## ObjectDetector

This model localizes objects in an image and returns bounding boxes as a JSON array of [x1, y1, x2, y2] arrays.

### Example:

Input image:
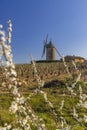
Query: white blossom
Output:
[[60, 100, 64, 111], [0, 30, 5, 36], [10, 69, 17, 76], [0, 24, 3, 28], [83, 115, 87, 122], [9, 101, 18, 113], [12, 86, 18, 95], [1, 36, 6, 42], [73, 107, 78, 118]]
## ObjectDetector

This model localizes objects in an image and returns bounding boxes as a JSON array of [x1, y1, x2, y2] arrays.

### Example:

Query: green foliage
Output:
[[38, 113, 56, 130], [71, 125, 84, 130]]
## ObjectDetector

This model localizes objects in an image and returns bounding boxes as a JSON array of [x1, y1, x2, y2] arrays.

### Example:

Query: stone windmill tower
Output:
[[42, 35, 56, 60], [46, 41, 56, 60]]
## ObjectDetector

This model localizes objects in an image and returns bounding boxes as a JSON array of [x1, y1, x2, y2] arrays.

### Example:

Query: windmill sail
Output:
[[41, 34, 48, 58], [45, 34, 48, 44], [55, 47, 62, 58], [42, 44, 46, 58]]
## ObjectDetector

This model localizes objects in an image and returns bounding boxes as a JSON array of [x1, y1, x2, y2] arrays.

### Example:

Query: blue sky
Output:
[[0, 0, 87, 63]]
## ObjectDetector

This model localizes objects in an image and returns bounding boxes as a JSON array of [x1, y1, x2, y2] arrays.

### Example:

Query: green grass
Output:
[[23, 83, 87, 129], [0, 94, 16, 126], [0, 82, 87, 129]]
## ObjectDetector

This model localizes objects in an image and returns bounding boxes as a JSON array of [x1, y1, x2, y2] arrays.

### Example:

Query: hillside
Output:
[[0, 62, 87, 129]]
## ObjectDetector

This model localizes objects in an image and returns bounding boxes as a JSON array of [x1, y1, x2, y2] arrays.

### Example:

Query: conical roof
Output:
[[46, 41, 54, 48]]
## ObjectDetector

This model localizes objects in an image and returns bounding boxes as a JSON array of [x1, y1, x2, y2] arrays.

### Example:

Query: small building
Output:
[[64, 55, 85, 63]]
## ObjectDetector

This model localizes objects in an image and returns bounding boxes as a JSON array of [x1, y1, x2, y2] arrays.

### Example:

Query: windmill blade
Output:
[[55, 47, 62, 58], [43, 34, 48, 45], [42, 44, 46, 58], [45, 34, 48, 44], [41, 34, 48, 58]]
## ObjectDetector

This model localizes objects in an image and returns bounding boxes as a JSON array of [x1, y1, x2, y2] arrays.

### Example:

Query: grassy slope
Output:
[[0, 81, 87, 129], [0, 62, 87, 129]]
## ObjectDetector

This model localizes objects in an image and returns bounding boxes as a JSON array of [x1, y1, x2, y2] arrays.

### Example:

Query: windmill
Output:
[[41, 34, 56, 60], [41, 35, 62, 60]]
